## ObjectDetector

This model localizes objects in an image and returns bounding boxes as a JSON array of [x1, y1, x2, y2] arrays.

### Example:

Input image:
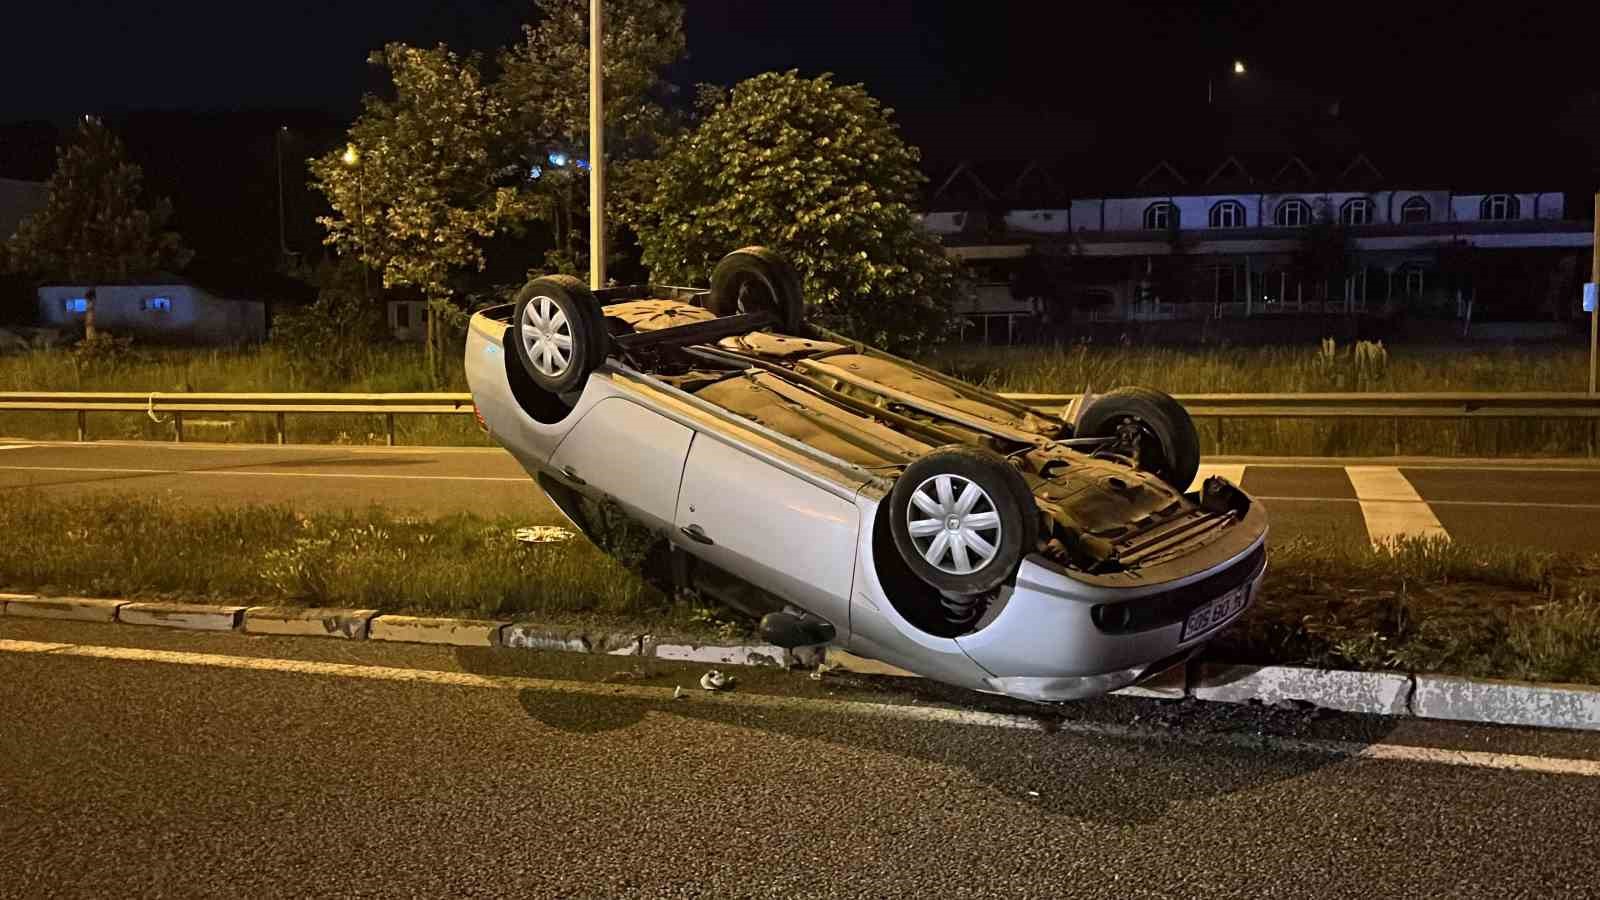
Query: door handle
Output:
[[680, 524, 714, 545], [559, 465, 586, 486]]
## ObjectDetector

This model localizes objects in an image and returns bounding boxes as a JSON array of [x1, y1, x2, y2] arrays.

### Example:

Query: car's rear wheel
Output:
[[512, 275, 609, 394], [890, 446, 1037, 596], [1076, 387, 1201, 491], [708, 246, 805, 334]]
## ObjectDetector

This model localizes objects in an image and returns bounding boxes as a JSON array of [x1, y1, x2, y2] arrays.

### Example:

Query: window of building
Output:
[[1481, 193, 1521, 221], [1143, 201, 1176, 230], [1209, 200, 1246, 228], [63, 297, 87, 314], [1340, 198, 1374, 226], [141, 296, 171, 312], [1403, 266, 1426, 297], [1400, 196, 1431, 225], [1275, 199, 1310, 227], [395, 302, 411, 329]]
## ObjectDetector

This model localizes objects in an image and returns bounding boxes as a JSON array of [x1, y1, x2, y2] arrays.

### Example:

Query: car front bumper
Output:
[[954, 510, 1269, 703]]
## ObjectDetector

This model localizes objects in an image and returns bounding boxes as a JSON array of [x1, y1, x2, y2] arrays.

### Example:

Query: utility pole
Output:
[[275, 126, 289, 265], [589, 0, 607, 290], [1590, 192, 1598, 395]]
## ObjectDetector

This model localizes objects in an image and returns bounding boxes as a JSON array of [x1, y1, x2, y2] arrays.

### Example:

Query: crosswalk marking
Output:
[[1345, 466, 1450, 546], [1189, 464, 1247, 492]]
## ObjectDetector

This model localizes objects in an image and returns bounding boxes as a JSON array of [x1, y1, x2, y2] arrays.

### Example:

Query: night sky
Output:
[[5, 1, 1597, 169]]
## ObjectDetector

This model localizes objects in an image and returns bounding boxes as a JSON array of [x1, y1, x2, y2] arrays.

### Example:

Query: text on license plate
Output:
[[1181, 585, 1251, 641]]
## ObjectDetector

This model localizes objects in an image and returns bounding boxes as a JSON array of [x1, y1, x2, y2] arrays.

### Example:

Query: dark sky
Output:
[[4, 1, 1598, 173]]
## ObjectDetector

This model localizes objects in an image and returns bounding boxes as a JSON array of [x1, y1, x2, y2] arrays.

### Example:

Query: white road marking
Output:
[[4, 637, 1598, 779], [1346, 466, 1450, 546], [0, 464, 527, 483], [0, 445, 30, 451], [1190, 464, 1247, 492], [1256, 496, 1600, 512]]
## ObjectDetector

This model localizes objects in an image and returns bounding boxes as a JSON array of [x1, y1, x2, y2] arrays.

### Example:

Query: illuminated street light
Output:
[[342, 145, 360, 166], [1233, 60, 1247, 75]]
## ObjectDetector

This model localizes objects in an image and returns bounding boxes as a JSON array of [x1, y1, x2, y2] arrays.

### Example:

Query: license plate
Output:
[[1181, 584, 1251, 641]]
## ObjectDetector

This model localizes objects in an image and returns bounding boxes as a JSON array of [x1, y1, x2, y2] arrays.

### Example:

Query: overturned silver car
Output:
[[466, 247, 1267, 702]]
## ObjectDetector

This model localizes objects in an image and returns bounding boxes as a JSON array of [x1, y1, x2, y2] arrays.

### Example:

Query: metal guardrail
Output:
[[0, 392, 476, 445], [2, 390, 1598, 450]]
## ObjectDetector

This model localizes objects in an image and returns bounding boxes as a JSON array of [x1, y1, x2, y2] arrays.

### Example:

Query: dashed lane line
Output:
[[3, 638, 1598, 779], [1189, 464, 1247, 492], [1345, 466, 1451, 546]]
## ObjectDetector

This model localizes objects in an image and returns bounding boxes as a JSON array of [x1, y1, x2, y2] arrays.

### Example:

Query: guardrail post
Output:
[[1215, 418, 1226, 455], [76, 410, 86, 442], [275, 412, 286, 445], [1393, 416, 1401, 457], [385, 413, 396, 447], [173, 411, 183, 443]]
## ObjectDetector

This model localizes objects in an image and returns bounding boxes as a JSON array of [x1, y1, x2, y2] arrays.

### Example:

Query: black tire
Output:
[[511, 275, 609, 394], [708, 246, 805, 333], [890, 445, 1037, 596], [1077, 387, 1201, 491]]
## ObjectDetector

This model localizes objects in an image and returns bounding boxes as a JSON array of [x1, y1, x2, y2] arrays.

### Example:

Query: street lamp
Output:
[[1209, 59, 1246, 104], [342, 144, 369, 300]]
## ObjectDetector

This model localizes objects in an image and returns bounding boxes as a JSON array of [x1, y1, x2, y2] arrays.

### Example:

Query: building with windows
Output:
[[924, 155, 1592, 340], [37, 281, 267, 343]]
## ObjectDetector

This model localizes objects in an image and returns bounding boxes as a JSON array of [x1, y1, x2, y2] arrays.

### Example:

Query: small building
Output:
[[37, 281, 267, 344], [388, 299, 428, 342]]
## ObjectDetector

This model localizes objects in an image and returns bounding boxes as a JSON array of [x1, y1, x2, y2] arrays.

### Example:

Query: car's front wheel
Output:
[[889, 446, 1038, 596], [511, 275, 609, 394]]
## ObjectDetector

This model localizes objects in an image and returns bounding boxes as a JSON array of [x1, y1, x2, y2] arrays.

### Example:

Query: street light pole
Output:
[[275, 126, 289, 264], [589, 0, 606, 290], [1590, 192, 1598, 395]]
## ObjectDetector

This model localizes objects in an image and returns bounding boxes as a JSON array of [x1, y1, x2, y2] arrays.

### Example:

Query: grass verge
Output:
[[3, 495, 1597, 685]]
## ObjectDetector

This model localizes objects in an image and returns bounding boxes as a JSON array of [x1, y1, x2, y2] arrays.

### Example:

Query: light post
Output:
[[1209, 59, 1246, 104], [275, 126, 289, 265], [342, 144, 370, 301], [589, 0, 606, 290]]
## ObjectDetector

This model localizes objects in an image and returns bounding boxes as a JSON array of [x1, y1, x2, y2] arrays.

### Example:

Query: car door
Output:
[[674, 434, 860, 625], [547, 397, 693, 532]]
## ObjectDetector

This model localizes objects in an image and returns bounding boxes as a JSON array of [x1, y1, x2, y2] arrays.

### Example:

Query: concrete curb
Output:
[[1413, 674, 1600, 733], [368, 615, 507, 647], [244, 607, 378, 640], [654, 642, 788, 668], [7, 594, 1600, 731], [1192, 663, 1413, 716], [6, 596, 130, 623], [118, 602, 245, 632]]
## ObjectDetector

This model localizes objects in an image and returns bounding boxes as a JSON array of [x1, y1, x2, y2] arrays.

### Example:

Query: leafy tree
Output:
[[498, 0, 687, 275], [1292, 202, 1351, 309], [631, 71, 959, 350], [309, 43, 537, 382], [5, 117, 191, 338]]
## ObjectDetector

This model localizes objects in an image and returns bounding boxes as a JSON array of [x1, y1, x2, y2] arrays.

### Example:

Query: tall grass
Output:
[[938, 341, 1597, 457], [0, 344, 486, 445]]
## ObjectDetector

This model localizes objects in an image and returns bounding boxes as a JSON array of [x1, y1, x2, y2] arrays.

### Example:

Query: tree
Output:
[[631, 71, 960, 351], [498, 0, 687, 275], [309, 43, 537, 382], [1292, 203, 1351, 310], [5, 117, 191, 339]]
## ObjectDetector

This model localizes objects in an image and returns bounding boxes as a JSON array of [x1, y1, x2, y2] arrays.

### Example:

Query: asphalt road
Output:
[[2, 440, 1598, 551], [3, 617, 1599, 898]]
